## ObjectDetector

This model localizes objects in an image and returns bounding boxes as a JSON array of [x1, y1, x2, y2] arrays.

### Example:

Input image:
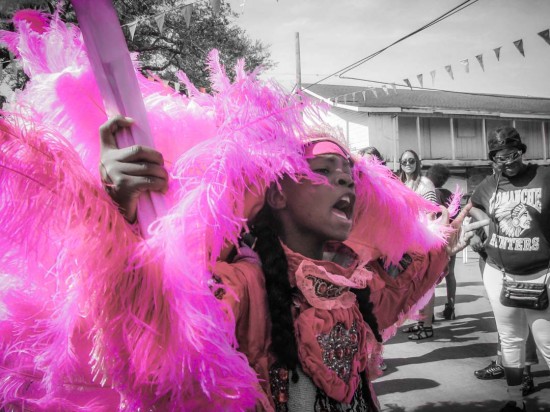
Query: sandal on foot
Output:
[[408, 325, 433, 340], [402, 322, 423, 333]]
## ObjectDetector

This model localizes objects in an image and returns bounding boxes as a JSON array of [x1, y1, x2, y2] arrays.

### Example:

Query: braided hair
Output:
[[251, 205, 300, 378]]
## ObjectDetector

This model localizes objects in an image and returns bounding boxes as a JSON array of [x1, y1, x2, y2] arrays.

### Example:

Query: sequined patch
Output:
[[209, 274, 226, 300], [316, 322, 359, 382], [269, 365, 290, 412], [306, 275, 348, 299]]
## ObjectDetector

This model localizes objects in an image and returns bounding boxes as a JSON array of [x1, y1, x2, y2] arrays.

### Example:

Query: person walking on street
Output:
[[470, 126, 550, 412], [426, 164, 458, 320], [398, 150, 437, 341]]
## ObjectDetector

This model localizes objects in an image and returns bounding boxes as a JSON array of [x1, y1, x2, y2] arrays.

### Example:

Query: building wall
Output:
[[425, 117, 452, 159], [319, 103, 549, 165], [454, 118, 485, 159]]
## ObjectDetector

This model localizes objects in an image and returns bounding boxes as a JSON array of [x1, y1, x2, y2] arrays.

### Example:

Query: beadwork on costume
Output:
[[210, 274, 226, 300], [316, 322, 359, 382], [269, 365, 290, 412], [306, 275, 348, 299]]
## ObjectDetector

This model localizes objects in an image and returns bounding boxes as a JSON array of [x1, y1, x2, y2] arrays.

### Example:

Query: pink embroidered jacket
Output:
[[214, 242, 448, 411]]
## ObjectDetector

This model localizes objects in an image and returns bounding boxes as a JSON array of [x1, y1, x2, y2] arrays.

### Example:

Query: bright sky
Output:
[[228, 0, 550, 98]]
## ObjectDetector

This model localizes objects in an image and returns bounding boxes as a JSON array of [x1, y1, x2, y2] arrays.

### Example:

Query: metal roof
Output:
[[303, 84, 550, 118]]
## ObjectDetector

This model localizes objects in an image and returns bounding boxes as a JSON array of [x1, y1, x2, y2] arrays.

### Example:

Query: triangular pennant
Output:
[[362, 91, 367, 101], [184, 5, 193, 28], [475, 54, 485, 71], [154, 12, 166, 35], [403, 78, 412, 90], [210, 0, 221, 16], [370, 87, 378, 98], [460, 59, 469, 73], [493, 47, 501, 61], [128, 20, 138, 41], [382, 85, 389, 95], [513, 39, 525, 57], [417, 73, 423, 88], [430, 70, 436, 86], [352, 92, 357, 101], [174, 82, 181, 92], [538, 29, 550, 46], [445, 65, 454, 80], [392, 83, 397, 94]]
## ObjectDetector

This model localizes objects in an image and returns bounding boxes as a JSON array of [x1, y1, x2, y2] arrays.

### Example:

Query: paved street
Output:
[[374, 251, 550, 412]]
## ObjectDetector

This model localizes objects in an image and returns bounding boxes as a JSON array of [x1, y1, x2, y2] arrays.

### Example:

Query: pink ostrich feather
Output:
[[349, 156, 449, 266], [0, 116, 137, 410], [446, 184, 463, 219]]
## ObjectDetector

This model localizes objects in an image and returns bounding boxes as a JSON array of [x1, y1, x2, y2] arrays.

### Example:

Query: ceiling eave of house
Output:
[[303, 89, 550, 120]]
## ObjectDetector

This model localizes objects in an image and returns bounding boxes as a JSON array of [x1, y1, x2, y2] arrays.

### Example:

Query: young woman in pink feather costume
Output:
[[0, 9, 486, 412]]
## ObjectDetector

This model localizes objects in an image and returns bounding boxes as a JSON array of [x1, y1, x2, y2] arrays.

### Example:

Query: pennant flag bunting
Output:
[[154, 12, 166, 35], [430, 70, 436, 86], [403, 78, 412, 90], [382, 85, 389, 95], [352, 92, 357, 101], [370, 87, 378, 98], [539, 29, 550, 46], [211, 0, 221, 16], [445, 65, 454, 80], [184, 5, 192, 28], [174, 82, 181, 92], [392, 83, 397, 94], [460, 59, 469, 73], [513, 39, 525, 57], [417, 74, 423, 88], [362, 91, 367, 101], [493, 46, 501, 61], [475, 54, 485, 71], [128, 20, 138, 40]]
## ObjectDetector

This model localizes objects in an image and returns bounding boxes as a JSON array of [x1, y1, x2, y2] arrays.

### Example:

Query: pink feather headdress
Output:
[[0, 9, 450, 411]]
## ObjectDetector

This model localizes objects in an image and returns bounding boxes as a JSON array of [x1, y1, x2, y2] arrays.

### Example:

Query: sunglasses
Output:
[[400, 158, 416, 166], [493, 150, 521, 164]]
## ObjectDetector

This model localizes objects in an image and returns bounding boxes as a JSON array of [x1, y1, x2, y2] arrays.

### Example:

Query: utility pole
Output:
[[295, 32, 301, 91]]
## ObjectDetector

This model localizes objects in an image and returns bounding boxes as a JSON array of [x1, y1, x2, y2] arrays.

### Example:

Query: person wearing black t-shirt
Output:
[[470, 126, 550, 412]]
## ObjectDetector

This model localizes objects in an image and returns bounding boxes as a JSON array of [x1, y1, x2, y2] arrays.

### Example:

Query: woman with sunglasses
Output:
[[470, 126, 550, 412], [398, 149, 438, 340]]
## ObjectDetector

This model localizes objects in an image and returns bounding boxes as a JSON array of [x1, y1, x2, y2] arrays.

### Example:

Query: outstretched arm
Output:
[[99, 116, 169, 222], [443, 203, 490, 256]]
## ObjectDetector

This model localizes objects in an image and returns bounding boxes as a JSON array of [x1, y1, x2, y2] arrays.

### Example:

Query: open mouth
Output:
[[332, 194, 355, 220]]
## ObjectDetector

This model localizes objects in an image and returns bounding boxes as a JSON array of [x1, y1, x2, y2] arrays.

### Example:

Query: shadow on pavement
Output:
[[381, 399, 550, 412], [374, 378, 439, 396], [378, 342, 495, 376]]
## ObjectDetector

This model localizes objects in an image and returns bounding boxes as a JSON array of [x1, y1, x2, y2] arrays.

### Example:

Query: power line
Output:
[[303, 0, 479, 91]]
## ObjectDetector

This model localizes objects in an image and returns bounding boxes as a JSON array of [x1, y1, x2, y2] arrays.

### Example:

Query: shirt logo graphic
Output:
[[495, 202, 531, 237]]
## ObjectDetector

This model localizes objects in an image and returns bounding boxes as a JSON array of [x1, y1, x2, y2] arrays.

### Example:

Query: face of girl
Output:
[[400, 152, 417, 175], [276, 154, 356, 247]]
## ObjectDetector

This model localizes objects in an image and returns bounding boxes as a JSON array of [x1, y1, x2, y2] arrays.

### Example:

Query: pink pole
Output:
[[71, 0, 166, 235]]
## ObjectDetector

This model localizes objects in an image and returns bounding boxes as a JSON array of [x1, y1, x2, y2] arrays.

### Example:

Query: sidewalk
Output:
[[373, 251, 550, 412]]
